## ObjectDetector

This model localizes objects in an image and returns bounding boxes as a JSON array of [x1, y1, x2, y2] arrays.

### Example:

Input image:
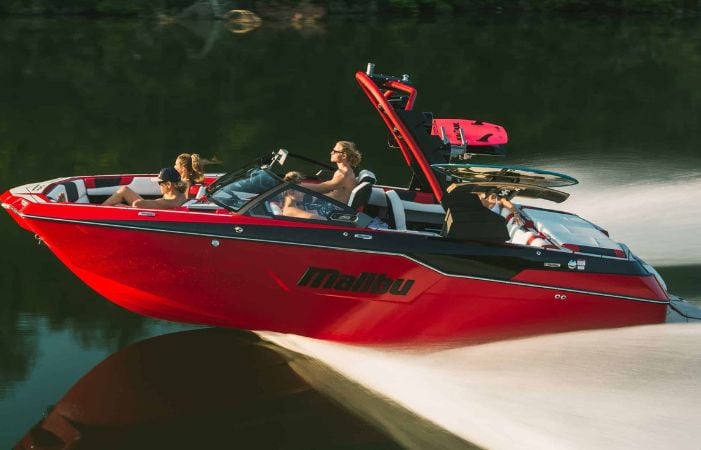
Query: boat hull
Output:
[[13, 207, 667, 345]]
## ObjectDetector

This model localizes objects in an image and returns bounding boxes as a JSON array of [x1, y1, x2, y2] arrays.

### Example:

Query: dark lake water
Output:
[[1, 14, 700, 448]]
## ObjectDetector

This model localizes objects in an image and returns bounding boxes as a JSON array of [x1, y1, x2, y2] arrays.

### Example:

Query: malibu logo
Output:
[[297, 267, 415, 296]]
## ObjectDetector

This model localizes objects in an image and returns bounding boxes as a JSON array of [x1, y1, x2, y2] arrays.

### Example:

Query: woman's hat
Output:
[[152, 167, 181, 183]]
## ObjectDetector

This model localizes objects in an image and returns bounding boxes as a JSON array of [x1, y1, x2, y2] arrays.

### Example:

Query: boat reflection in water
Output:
[[16, 322, 701, 449], [15, 328, 468, 450]]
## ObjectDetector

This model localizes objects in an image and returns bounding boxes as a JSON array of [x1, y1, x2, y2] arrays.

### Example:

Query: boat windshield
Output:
[[209, 167, 281, 211]]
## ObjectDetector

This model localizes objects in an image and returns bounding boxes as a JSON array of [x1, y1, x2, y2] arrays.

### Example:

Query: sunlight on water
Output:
[[519, 165, 701, 267], [259, 324, 701, 450]]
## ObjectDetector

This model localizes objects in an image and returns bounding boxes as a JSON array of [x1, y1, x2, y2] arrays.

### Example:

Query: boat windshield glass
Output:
[[209, 168, 281, 211]]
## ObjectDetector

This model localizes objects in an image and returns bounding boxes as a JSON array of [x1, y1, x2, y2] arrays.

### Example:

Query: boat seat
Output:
[[348, 170, 377, 211], [367, 186, 387, 207], [188, 183, 207, 200], [440, 184, 510, 242], [269, 202, 283, 216], [356, 169, 377, 185], [46, 180, 89, 203], [385, 190, 406, 231], [86, 177, 162, 197]]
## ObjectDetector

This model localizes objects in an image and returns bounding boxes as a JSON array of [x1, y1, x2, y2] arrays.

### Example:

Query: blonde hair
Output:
[[284, 171, 303, 183], [336, 141, 362, 167], [282, 171, 304, 205], [176, 153, 205, 183]]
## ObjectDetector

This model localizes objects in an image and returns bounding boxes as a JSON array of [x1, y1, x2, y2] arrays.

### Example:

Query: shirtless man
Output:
[[102, 167, 187, 209], [302, 141, 362, 204]]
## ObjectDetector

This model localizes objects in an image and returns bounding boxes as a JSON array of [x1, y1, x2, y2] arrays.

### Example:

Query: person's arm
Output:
[[499, 198, 524, 226], [301, 171, 345, 194]]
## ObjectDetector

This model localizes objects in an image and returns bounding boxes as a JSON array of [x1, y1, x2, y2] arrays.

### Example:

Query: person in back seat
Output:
[[478, 191, 524, 226], [102, 167, 187, 209], [174, 153, 205, 191]]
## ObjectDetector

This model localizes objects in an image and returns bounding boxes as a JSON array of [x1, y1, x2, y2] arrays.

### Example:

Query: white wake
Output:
[[519, 163, 701, 267], [260, 323, 701, 450]]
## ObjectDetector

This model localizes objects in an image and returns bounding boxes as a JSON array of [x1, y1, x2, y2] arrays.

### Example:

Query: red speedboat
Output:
[[1, 64, 682, 344]]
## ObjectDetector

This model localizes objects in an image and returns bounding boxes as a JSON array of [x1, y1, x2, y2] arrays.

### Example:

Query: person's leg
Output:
[[102, 186, 142, 206]]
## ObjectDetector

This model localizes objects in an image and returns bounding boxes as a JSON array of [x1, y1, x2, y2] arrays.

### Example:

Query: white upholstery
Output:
[[75, 181, 88, 202], [368, 187, 386, 207], [348, 181, 373, 209], [348, 170, 377, 210], [500, 206, 519, 238], [269, 202, 283, 215], [46, 180, 89, 203], [46, 184, 67, 202], [400, 200, 444, 215], [194, 184, 207, 199], [87, 177, 162, 197], [385, 190, 406, 231], [510, 228, 548, 247], [356, 169, 377, 184], [367, 188, 443, 214], [499, 205, 550, 248]]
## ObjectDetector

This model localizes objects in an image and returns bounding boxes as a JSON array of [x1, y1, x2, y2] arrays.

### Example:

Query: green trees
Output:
[[0, 0, 699, 16]]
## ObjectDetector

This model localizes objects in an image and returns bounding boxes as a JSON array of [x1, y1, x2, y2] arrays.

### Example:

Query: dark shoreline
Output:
[[1, 0, 700, 19]]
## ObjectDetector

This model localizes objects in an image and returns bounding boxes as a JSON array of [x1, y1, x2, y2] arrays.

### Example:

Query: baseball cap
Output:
[[152, 167, 181, 183]]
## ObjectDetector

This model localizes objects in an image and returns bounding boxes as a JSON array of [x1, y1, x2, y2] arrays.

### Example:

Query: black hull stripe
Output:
[[18, 212, 668, 305]]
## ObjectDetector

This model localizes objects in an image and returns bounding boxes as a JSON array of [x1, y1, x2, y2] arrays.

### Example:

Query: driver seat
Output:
[[385, 190, 406, 231], [348, 170, 376, 211]]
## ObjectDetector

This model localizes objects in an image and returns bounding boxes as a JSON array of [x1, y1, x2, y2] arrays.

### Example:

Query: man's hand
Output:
[[512, 210, 524, 226]]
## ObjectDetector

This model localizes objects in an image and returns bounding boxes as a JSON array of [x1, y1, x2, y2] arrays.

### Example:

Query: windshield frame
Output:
[[206, 155, 270, 196], [205, 150, 360, 215], [207, 166, 283, 212], [239, 181, 358, 222]]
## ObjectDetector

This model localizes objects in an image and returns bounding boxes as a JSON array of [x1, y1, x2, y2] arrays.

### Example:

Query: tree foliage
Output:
[[0, 0, 699, 16]]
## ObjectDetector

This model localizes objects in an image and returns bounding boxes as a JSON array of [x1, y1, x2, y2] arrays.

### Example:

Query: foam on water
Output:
[[519, 166, 701, 267], [259, 324, 701, 450]]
